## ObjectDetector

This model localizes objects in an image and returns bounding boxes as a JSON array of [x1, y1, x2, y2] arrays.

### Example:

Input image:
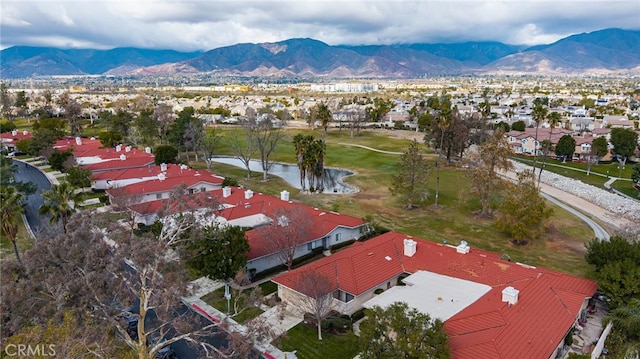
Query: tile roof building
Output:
[[273, 231, 597, 359]]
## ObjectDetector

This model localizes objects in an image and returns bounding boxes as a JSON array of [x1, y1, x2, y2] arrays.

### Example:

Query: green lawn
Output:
[[278, 323, 360, 359], [201, 128, 601, 277], [259, 281, 278, 296], [200, 287, 264, 324]]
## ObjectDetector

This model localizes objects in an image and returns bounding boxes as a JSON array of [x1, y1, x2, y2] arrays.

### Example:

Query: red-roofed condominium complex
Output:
[[273, 231, 597, 359]]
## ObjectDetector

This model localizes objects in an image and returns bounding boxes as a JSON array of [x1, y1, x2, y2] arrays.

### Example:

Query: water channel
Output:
[[211, 157, 357, 194]]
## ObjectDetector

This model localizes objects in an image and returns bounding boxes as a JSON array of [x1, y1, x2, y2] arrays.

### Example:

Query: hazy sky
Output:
[[1, 0, 639, 51]]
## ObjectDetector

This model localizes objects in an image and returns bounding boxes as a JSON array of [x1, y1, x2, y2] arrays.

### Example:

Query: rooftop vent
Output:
[[22, 130, 28, 136], [280, 190, 289, 201], [158, 173, 166, 181], [245, 190, 254, 199], [75, 136, 82, 145], [502, 286, 519, 305], [222, 186, 232, 198], [125, 146, 131, 152], [180, 164, 188, 170], [160, 163, 168, 172], [403, 238, 417, 257], [456, 240, 470, 254], [145, 147, 152, 154], [11, 130, 17, 136], [119, 154, 126, 161], [385, 256, 392, 261], [115, 144, 122, 152]]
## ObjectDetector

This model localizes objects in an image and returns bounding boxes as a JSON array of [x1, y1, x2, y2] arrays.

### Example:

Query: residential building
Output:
[[127, 186, 368, 276], [273, 231, 597, 359], [0, 130, 31, 152]]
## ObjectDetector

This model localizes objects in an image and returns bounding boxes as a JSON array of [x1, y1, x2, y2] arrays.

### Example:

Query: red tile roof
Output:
[[84, 156, 155, 172], [92, 163, 187, 181], [106, 169, 224, 198], [0, 131, 32, 143], [273, 231, 597, 359]]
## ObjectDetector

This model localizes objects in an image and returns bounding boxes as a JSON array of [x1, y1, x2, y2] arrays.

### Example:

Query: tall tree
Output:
[[153, 104, 174, 144], [555, 134, 576, 162], [293, 134, 326, 192], [153, 144, 178, 165], [228, 121, 258, 180], [255, 206, 314, 271], [530, 101, 548, 174], [0, 186, 26, 264], [1, 212, 227, 359], [185, 224, 250, 315], [315, 102, 333, 134], [496, 171, 552, 245], [293, 270, 336, 340], [60, 92, 83, 137], [390, 140, 430, 209], [38, 181, 83, 234], [610, 128, 639, 166], [465, 129, 513, 217], [358, 302, 450, 359], [254, 116, 285, 182], [538, 111, 562, 186], [185, 224, 250, 282], [201, 127, 221, 170]]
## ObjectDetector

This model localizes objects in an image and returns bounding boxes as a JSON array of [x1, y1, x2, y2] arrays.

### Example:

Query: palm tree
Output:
[[0, 186, 26, 264], [606, 298, 640, 356], [537, 111, 562, 187], [39, 181, 83, 234], [530, 102, 548, 175]]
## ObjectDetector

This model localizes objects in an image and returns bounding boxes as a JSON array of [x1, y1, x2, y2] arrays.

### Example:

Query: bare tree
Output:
[[293, 270, 336, 340], [107, 186, 146, 232], [153, 104, 174, 144], [60, 92, 83, 137], [228, 119, 258, 180], [201, 127, 221, 170], [254, 206, 314, 271], [254, 115, 285, 182], [1, 212, 228, 359]]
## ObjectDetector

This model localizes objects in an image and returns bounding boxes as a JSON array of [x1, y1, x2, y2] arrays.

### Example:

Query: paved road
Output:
[[12, 159, 53, 236], [541, 193, 610, 241]]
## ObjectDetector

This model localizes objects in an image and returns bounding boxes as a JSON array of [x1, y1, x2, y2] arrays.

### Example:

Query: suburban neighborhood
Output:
[[1, 74, 639, 359]]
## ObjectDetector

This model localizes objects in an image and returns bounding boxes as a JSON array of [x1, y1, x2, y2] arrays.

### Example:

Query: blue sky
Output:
[[1, 0, 639, 51]]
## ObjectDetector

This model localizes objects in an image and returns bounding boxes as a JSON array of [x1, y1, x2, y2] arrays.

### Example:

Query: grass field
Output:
[[278, 323, 360, 359], [205, 128, 597, 277]]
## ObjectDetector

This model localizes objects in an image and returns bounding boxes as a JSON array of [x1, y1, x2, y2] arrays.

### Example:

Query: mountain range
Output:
[[1, 28, 639, 79]]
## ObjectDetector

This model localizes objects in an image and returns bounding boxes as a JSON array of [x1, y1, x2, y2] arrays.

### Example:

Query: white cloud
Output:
[[0, 0, 638, 50]]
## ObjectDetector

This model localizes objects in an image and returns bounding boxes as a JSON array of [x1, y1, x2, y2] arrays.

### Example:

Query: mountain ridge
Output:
[[2, 28, 639, 78]]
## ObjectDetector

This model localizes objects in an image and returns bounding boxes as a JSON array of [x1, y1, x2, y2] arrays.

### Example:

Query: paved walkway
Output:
[[183, 277, 301, 359]]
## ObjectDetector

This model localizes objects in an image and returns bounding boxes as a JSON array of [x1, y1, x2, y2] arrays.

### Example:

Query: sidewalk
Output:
[[183, 277, 301, 359], [16, 157, 61, 185]]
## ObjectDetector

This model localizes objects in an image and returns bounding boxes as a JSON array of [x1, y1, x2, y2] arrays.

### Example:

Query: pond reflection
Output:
[[211, 157, 357, 194]]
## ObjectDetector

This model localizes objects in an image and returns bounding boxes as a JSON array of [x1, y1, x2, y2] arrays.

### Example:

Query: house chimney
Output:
[[403, 239, 417, 257], [22, 130, 28, 136], [222, 186, 232, 198], [119, 154, 126, 161], [11, 130, 17, 136], [502, 286, 519, 305], [125, 146, 131, 152], [456, 240, 470, 254], [158, 173, 166, 181], [160, 163, 168, 172], [145, 147, 152, 154], [280, 190, 289, 201], [75, 136, 82, 145], [244, 190, 254, 199], [115, 144, 122, 152]]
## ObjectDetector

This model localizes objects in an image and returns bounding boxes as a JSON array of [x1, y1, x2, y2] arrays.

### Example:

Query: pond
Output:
[[211, 157, 357, 194]]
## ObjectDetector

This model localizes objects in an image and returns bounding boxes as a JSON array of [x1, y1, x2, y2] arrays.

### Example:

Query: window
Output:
[[201, 187, 206, 192], [156, 193, 162, 199], [335, 233, 342, 242]]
